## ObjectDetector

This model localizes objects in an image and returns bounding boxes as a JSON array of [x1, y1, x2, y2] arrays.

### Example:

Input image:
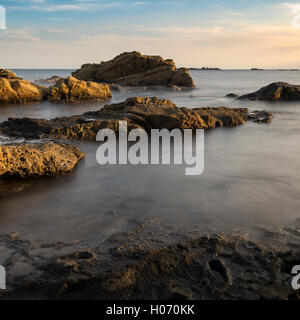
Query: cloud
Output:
[[8, 0, 147, 12]]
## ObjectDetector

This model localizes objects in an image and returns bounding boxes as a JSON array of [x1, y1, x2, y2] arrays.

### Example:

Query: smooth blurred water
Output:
[[0, 69, 300, 243]]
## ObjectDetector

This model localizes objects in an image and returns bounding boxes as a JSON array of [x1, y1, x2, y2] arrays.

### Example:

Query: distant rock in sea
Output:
[[238, 82, 300, 101], [34, 75, 61, 86], [189, 67, 221, 71], [226, 93, 239, 98], [251, 68, 264, 71], [72, 51, 195, 88]]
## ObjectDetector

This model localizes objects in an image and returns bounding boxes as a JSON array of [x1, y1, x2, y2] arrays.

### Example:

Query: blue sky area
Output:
[[0, 0, 299, 68]]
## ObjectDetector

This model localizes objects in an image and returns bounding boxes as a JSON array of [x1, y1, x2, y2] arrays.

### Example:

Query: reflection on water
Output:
[[0, 69, 300, 244]]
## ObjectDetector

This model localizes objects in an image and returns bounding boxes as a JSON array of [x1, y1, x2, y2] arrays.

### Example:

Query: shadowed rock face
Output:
[[0, 97, 273, 140], [0, 142, 85, 178], [72, 51, 195, 87], [48, 76, 112, 103], [239, 82, 300, 101]]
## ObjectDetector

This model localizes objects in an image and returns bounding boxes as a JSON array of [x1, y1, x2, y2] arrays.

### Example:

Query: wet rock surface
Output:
[[0, 97, 273, 140], [0, 219, 299, 300], [0, 142, 85, 178], [238, 82, 300, 101], [72, 51, 195, 88]]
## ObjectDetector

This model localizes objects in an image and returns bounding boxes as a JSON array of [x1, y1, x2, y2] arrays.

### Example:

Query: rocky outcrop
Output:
[[48, 76, 112, 103], [0, 69, 21, 80], [239, 82, 300, 101], [0, 219, 299, 300], [0, 78, 48, 104], [0, 142, 85, 178], [0, 97, 273, 141], [0, 74, 112, 104], [72, 51, 195, 87]]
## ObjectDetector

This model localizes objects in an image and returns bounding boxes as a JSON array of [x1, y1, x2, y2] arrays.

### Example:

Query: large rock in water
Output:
[[0, 97, 273, 141], [0, 78, 48, 104], [72, 51, 195, 87], [0, 142, 85, 178], [48, 76, 112, 102], [239, 82, 300, 101]]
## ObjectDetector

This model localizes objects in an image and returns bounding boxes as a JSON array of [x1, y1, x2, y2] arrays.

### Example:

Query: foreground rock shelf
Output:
[[72, 51, 195, 87], [0, 97, 273, 140], [0, 142, 85, 178], [0, 219, 299, 300]]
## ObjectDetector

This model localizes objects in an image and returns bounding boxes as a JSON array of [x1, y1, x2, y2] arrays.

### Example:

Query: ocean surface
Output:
[[1, 69, 300, 244]]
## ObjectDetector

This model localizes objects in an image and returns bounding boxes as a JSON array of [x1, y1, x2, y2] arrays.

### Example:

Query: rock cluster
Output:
[[238, 82, 300, 101], [0, 97, 273, 140], [0, 142, 85, 178], [0, 71, 112, 104], [72, 51, 195, 87]]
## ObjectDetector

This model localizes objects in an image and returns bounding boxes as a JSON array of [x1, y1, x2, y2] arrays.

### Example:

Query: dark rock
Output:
[[239, 82, 300, 101], [72, 51, 195, 87], [0, 97, 273, 141], [226, 93, 239, 98]]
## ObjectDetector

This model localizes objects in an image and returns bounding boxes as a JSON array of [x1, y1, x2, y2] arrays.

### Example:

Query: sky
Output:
[[0, 0, 300, 68]]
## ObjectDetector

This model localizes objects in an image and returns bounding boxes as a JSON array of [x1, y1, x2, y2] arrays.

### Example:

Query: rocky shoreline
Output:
[[0, 218, 299, 300]]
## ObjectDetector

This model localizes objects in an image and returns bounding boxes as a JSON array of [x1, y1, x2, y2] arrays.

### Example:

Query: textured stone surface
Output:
[[48, 76, 112, 102], [72, 51, 195, 87], [0, 142, 85, 178], [0, 78, 48, 104], [0, 219, 299, 300], [0, 97, 273, 140]]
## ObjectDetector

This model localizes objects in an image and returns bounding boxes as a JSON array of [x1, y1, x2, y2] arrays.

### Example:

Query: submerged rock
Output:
[[239, 82, 300, 101], [0, 142, 85, 178], [72, 51, 195, 87], [48, 76, 112, 103], [226, 93, 239, 98], [0, 97, 273, 140], [0, 78, 48, 104]]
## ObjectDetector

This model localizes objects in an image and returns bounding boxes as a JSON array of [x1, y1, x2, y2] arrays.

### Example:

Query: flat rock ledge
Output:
[[238, 82, 300, 101], [72, 51, 195, 88], [0, 219, 299, 300], [0, 74, 112, 104], [0, 97, 273, 141], [0, 142, 85, 178]]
